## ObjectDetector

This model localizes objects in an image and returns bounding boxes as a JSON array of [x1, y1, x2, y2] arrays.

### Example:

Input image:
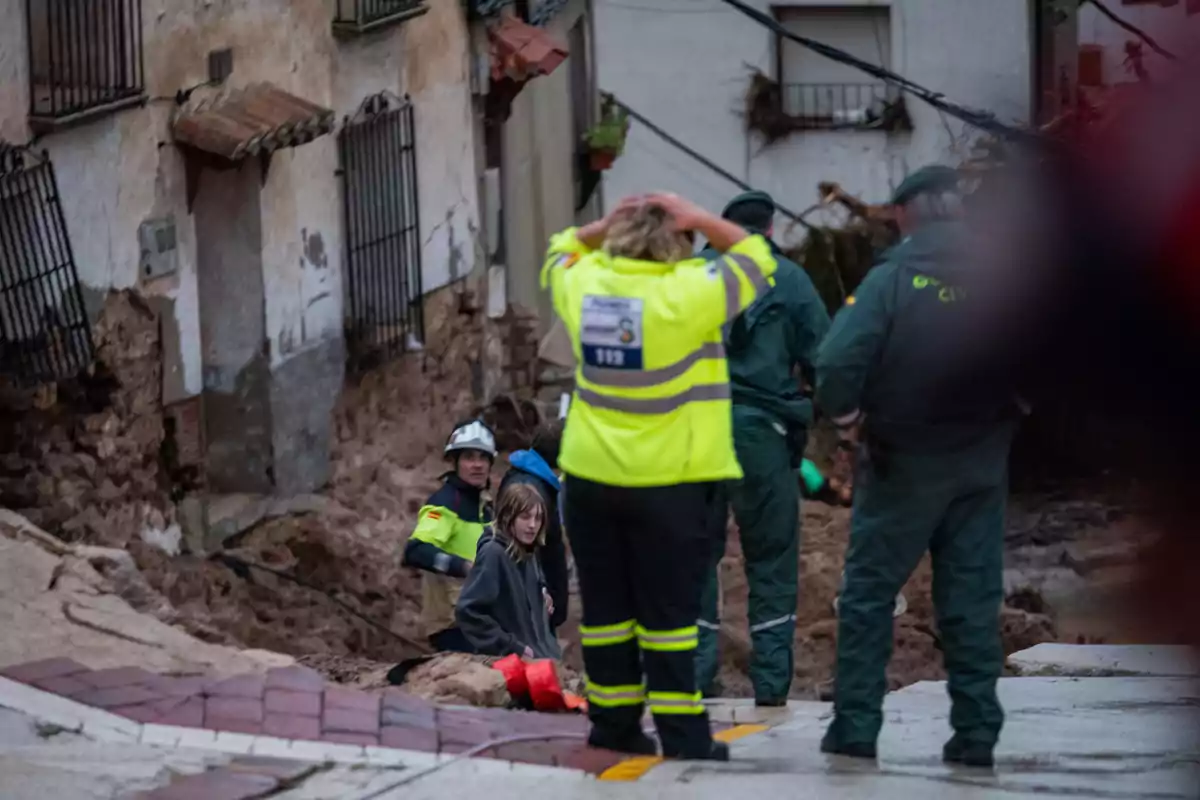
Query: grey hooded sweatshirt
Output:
[[455, 530, 561, 659]]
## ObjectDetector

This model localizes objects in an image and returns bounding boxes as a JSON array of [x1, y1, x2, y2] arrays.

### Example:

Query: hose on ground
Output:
[[357, 732, 590, 797], [213, 553, 431, 654]]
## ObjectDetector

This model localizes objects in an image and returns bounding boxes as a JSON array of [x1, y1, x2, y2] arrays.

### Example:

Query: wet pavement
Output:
[[0, 645, 1197, 798]]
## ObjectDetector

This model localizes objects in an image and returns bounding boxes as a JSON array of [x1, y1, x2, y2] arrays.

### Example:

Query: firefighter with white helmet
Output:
[[402, 418, 497, 652]]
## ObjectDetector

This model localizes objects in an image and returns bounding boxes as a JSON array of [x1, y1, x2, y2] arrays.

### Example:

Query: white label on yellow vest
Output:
[[581, 295, 644, 370]]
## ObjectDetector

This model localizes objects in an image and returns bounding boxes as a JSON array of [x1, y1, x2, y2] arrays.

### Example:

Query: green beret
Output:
[[891, 165, 960, 205], [721, 190, 776, 219]]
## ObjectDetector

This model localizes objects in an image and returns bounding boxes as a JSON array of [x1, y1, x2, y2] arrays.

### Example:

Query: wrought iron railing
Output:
[[338, 94, 423, 372], [779, 83, 902, 130], [26, 0, 145, 129], [333, 0, 428, 35], [0, 146, 94, 384]]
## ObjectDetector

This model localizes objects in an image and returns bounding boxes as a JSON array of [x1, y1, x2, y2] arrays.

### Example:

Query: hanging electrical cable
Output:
[[714, 0, 1045, 144], [610, 96, 813, 227]]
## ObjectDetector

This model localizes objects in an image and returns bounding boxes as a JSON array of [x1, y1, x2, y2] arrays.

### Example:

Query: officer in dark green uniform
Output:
[[694, 191, 831, 706], [816, 166, 1023, 767]]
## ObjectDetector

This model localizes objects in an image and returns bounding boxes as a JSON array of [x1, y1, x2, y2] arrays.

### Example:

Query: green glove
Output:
[[799, 459, 850, 505], [799, 459, 826, 497]]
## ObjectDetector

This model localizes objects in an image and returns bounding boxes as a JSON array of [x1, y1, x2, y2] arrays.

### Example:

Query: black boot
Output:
[[665, 739, 730, 761], [754, 697, 787, 708], [587, 726, 658, 756], [943, 735, 995, 768], [820, 727, 877, 759]]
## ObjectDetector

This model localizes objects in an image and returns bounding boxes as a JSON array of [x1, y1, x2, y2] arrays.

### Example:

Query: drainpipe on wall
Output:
[[585, 0, 602, 215]]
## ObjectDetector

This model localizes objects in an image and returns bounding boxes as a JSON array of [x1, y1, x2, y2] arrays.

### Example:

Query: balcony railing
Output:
[[333, 0, 429, 37], [26, 0, 145, 131], [778, 83, 905, 131]]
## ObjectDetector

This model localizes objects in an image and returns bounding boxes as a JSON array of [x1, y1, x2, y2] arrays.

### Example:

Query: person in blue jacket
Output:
[[498, 423, 569, 632]]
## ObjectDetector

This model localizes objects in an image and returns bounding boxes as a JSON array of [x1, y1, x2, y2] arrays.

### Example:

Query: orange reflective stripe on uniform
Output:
[[580, 342, 726, 389], [574, 384, 731, 415]]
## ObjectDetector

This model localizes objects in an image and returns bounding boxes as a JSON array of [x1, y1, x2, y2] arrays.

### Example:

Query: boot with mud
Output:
[[755, 697, 788, 708], [587, 726, 658, 756], [664, 739, 731, 762], [819, 727, 877, 760], [942, 735, 995, 768]]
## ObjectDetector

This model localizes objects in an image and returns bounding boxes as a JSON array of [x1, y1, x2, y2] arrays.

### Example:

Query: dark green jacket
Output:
[[700, 239, 830, 431], [815, 221, 1018, 453]]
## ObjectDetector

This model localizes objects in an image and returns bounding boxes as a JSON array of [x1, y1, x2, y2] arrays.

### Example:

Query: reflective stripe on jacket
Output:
[[408, 475, 491, 562], [542, 228, 779, 487]]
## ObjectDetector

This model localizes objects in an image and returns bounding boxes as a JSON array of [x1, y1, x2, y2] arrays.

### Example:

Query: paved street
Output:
[[0, 645, 1195, 798]]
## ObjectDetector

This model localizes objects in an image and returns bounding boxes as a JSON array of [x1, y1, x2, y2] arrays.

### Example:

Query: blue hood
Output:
[[508, 450, 561, 492]]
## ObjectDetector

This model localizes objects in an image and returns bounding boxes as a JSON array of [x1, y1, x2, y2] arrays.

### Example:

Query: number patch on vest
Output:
[[581, 295, 644, 370]]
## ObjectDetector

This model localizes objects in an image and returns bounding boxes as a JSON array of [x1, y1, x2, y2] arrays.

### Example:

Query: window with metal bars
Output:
[[0, 145, 94, 385], [332, 0, 429, 37], [338, 93, 423, 372], [26, 0, 146, 131]]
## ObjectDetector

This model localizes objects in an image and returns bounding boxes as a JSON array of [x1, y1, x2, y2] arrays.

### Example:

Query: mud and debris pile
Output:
[[701, 501, 1062, 700], [129, 284, 495, 667], [0, 507, 290, 674], [0, 291, 175, 549], [0, 277, 1146, 705]]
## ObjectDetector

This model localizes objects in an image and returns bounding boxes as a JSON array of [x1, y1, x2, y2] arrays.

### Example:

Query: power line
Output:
[[714, 0, 1043, 144], [1082, 0, 1177, 61], [599, 0, 730, 13], [611, 96, 813, 227]]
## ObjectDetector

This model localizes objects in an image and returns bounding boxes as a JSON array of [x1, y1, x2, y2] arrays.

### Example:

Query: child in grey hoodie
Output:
[[455, 482, 562, 659]]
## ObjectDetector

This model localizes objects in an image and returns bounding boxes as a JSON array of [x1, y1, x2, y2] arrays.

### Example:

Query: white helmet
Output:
[[444, 419, 497, 458]]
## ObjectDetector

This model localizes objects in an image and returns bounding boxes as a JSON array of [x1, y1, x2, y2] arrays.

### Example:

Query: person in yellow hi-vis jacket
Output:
[[541, 193, 778, 762], [401, 419, 496, 652]]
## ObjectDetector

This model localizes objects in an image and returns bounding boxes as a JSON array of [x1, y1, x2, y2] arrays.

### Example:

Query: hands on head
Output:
[[577, 192, 737, 250]]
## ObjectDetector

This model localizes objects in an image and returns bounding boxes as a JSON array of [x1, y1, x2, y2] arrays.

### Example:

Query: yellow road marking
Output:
[[715, 723, 768, 743], [597, 724, 769, 781], [598, 755, 663, 781]]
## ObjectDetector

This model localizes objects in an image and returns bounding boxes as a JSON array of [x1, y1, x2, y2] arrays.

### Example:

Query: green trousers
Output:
[[696, 407, 800, 702], [825, 432, 1012, 748]]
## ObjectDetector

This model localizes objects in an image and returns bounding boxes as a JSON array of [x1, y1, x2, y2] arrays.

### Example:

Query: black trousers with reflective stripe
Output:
[[565, 475, 718, 758]]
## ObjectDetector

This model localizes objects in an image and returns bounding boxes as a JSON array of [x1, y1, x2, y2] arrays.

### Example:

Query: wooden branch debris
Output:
[[815, 182, 897, 224]]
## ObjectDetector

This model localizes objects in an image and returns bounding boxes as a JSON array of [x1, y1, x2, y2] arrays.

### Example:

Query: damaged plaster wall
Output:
[[400, 0, 484, 293], [330, 0, 483, 299], [0, 0, 483, 406], [595, 0, 1031, 221]]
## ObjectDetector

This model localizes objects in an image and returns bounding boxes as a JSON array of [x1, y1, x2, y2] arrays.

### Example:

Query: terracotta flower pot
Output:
[[589, 149, 617, 171]]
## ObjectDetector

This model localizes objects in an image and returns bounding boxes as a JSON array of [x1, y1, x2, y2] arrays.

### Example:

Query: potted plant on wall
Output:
[[583, 96, 630, 172]]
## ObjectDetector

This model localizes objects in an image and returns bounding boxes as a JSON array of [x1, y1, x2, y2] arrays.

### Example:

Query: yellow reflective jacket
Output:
[[407, 475, 492, 635], [542, 229, 778, 487]]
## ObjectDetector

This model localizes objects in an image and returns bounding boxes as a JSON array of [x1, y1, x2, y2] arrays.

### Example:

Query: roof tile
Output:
[[173, 82, 335, 161]]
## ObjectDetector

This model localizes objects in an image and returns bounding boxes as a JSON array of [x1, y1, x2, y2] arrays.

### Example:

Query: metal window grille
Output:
[[26, 0, 145, 129], [779, 83, 901, 130], [339, 93, 423, 372], [333, 0, 428, 35], [0, 146, 94, 385]]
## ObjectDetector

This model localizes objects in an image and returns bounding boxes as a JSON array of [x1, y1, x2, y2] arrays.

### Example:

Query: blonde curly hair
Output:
[[603, 203, 694, 263]]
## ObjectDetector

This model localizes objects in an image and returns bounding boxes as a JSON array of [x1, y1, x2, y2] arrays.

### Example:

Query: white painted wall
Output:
[[502, 0, 592, 326], [594, 0, 1032, 235], [0, 0, 480, 393], [1078, 2, 1199, 85]]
